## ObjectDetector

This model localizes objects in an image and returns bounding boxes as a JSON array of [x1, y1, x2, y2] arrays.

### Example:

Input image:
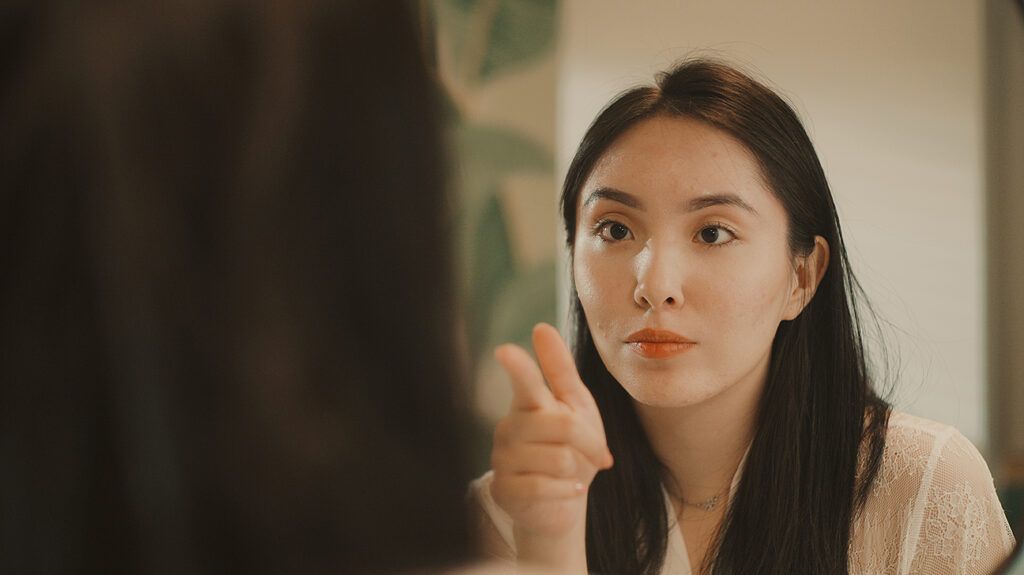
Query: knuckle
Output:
[[524, 476, 546, 499], [553, 411, 578, 436], [553, 447, 576, 476]]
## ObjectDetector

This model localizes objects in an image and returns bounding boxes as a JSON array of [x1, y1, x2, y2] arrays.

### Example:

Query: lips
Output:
[[625, 328, 696, 359]]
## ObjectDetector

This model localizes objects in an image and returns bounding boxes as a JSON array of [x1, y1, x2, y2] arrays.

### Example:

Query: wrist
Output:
[[514, 521, 588, 574]]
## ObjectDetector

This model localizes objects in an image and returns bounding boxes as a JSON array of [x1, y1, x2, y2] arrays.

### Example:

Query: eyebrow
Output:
[[582, 186, 759, 216], [686, 193, 759, 216], [583, 187, 643, 210]]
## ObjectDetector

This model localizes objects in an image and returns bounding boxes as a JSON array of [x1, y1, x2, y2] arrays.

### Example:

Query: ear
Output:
[[782, 236, 830, 321]]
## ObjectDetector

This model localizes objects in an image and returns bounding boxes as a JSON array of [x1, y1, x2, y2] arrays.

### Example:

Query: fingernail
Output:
[[574, 482, 586, 493]]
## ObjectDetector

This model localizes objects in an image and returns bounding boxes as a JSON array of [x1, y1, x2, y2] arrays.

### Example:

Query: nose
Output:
[[633, 244, 685, 310]]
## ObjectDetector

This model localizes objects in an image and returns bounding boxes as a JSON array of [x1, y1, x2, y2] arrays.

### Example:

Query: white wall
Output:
[[556, 1, 987, 448]]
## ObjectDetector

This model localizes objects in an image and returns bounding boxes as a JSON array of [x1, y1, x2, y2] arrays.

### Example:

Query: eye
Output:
[[595, 220, 633, 242], [696, 224, 736, 246]]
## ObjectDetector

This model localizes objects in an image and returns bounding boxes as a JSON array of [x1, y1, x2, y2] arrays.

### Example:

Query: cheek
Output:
[[707, 257, 793, 336], [573, 251, 607, 318], [573, 248, 630, 331]]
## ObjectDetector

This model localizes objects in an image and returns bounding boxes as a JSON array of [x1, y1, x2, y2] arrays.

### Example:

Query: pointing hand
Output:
[[490, 323, 613, 539]]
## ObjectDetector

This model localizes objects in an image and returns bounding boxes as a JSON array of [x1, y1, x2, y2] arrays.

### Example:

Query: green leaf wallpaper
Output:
[[433, 0, 560, 435], [479, 0, 557, 81]]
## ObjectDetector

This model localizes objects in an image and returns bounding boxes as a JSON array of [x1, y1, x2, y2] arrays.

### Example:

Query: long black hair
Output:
[[0, 2, 474, 574], [561, 59, 891, 574]]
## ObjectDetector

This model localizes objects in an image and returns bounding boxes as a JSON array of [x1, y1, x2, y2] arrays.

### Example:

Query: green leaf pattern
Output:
[[433, 0, 560, 394]]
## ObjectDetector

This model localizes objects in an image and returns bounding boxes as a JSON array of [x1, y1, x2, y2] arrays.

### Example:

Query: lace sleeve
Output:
[[907, 429, 1016, 574], [468, 471, 517, 560]]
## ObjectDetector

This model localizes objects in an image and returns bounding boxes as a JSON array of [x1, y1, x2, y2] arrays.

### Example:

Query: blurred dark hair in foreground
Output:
[[1, 1, 474, 573]]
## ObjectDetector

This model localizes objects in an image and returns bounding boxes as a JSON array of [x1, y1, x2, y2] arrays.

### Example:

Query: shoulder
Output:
[[863, 411, 963, 501], [878, 411, 992, 492], [864, 410, 1016, 573], [885, 410, 964, 445], [886, 410, 966, 439], [870, 410, 998, 509]]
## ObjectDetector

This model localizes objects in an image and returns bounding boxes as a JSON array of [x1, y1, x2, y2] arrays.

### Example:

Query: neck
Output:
[[633, 358, 767, 504]]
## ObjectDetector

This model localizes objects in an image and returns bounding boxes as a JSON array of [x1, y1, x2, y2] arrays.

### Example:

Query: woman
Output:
[[472, 60, 1015, 574], [0, 2, 493, 574]]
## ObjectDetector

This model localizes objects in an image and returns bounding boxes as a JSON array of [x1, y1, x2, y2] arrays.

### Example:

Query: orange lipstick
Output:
[[625, 328, 696, 359]]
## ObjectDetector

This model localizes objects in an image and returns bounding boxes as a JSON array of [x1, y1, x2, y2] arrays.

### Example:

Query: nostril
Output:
[[665, 297, 676, 305]]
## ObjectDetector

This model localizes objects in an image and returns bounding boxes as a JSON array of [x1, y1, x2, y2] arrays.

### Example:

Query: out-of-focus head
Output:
[[1, 2, 473, 574]]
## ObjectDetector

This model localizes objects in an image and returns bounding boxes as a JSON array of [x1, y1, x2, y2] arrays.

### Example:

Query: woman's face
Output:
[[573, 115, 810, 409]]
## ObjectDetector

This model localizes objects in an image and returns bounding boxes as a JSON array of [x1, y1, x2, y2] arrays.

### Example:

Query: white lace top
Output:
[[470, 411, 1016, 574]]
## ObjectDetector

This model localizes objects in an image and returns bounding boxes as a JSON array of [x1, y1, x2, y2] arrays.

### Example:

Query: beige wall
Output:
[[557, 1, 988, 447]]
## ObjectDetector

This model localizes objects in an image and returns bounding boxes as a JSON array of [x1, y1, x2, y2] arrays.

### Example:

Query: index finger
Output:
[[532, 323, 597, 411], [494, 343, 556, 412]]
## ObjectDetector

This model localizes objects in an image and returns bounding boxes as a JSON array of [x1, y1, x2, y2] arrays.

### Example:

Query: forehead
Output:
[[582, 115, 771, 208]]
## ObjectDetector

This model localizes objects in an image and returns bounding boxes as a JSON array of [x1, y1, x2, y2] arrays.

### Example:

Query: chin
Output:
[[613, 369, 722, 409]]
